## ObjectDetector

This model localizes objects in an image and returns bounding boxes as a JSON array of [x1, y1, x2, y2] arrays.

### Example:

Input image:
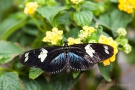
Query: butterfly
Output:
[[19, 40, 114, 74]]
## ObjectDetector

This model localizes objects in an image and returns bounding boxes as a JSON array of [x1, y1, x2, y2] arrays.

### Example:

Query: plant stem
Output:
[[31, 16, 45, 33]]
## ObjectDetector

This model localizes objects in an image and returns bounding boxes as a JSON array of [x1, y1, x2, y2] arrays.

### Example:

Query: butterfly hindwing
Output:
[[19, 46, 66, 74], [41, 53, 66, 74], [68, 46, 100, 71]]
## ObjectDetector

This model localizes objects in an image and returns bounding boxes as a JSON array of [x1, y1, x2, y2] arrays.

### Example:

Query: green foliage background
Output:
[[0, 0, 135, 90]]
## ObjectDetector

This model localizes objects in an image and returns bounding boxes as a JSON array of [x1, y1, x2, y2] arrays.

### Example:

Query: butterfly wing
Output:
[[68, 43, 114, 71], [70, 43, 114, 60], [19, 46, 66, 74]]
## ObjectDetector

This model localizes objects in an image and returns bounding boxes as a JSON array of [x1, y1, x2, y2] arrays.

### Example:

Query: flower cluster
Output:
[[67, 37, 81, 45], [117, 28, 127, 36], [78, 26, 95, 40], [24, 2, 38, 15], [123, 44, 132, 54], [118, 0, 135, 14], [116, 28, 132, 54], [70, 0, 84, 4], [99, 35, 118, 66], [42, 27, 63, 45]]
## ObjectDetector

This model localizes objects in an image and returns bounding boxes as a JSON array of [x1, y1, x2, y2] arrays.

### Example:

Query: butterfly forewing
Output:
[[19, 46, 66, 74], [19, 49, 42, 67], [70, 43, 114, 61]]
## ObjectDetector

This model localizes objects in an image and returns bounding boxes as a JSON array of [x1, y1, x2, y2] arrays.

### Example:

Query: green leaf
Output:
[[58, 12, 71, 25], [73, 11, 93, 26], [23, 26, 39, 36], [98, 63, 113, 82], [35, 77, 51, 90], [21, 77, 41, 90], [110, 0, 118, 3], [110, 9, 132, 32], [65, 27, 80, 38], [50, 72, 77, 90], [99, 14, 110, 27], [99, 9, 132, 37], [29, 68, 44, 79], [37, 5, 68, 26], [31, 34, 45, 48], [0, 41, 23, 64], [0, 0, 13, 21], [72, 72, 80, 78], [1, 17, 29, 40], [27, 72, 78, 90], [82, 1, 100, 11], [0, 18, 18, 36], [0, 72, 22, 90]]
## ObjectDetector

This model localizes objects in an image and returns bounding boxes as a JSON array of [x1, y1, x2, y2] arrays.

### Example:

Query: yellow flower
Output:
[[68, 37, 75, 45], [83, 26, 95, 34], [42, 27, 63, 45], [78, 26, 95, 40], [99, 35, 118, 66], [118, 0, 135, 14], [78, 30, 89, 39], [52, 27, 63, 36], [102, 59, 110, 66], [70, 0, 84, 4], [68, 37, 81, 45], [74, 38, 82, 44], [24, 2, 38, 15]]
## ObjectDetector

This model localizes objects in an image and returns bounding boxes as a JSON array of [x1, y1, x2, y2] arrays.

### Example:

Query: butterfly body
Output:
[[19, 41, 114, 74]]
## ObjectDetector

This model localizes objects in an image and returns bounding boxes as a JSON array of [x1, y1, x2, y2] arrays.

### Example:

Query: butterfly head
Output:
[[64, 40, 68, 47]]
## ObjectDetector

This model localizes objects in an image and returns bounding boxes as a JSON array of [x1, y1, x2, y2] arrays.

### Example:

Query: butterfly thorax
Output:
[[63, 40, 69, 53], [63, 40, 70, 73]]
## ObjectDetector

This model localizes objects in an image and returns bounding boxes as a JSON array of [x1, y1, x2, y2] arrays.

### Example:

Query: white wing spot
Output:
[[38, 48, 48, 62], [104, 45, 109, 54], [85, 44, 95, 57], [24, 52, 29, 62]]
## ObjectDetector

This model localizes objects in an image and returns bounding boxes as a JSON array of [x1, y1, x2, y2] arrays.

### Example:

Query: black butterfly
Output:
[[19, 40, 114, 74]]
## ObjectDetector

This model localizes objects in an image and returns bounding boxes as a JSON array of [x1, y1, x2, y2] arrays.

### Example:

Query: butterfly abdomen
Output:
[[65, 53, 70, 73]]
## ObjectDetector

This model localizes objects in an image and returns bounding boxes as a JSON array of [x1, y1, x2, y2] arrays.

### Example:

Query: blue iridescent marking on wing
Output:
[[68, 52, 84, 62], [51, 53, 65, 64], [68, 52, 94, 71], [41, 53, 66, 74]]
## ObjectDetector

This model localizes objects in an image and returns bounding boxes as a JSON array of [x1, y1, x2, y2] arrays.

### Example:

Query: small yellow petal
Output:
[[68, 37, 75, 45], [70, 0, 84, 4], [24, 2, 38, 15], [43, 27, 63, 45], [88, 27, 95, 33], [102, 59, 110, 66], [109, 55, 115, 62], [52, 27, 58, 32], [83, 26, 89, 31], [74, 38, 81, 44], [42, 37, 50, 42]]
